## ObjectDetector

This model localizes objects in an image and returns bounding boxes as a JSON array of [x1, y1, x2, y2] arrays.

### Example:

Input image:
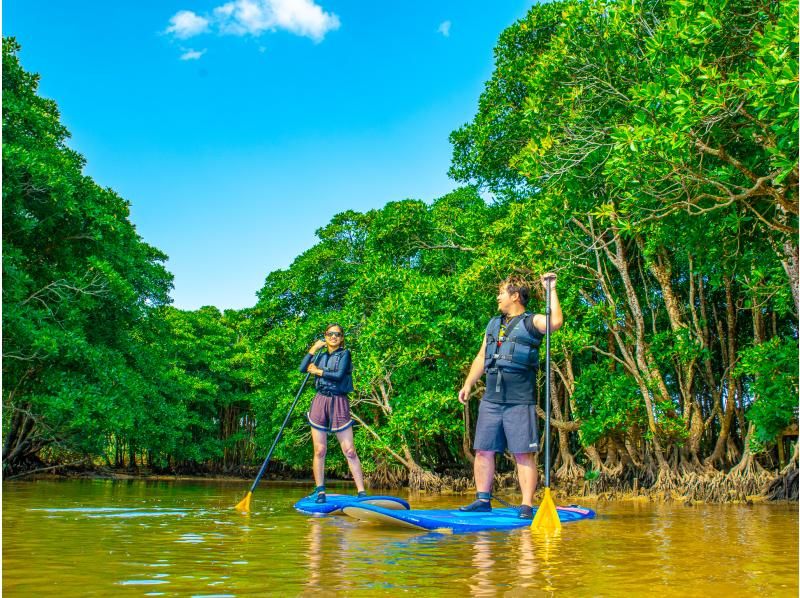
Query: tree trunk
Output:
[[781, 236, 799, 314], [705, 277, 740, 467], [550, 379, 584, 482], [611, 231, 670, 471]]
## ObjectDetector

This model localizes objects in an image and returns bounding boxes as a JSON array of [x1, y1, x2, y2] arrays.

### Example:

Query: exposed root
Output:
[[677, 447, 705, 476], [765, 462, 799, 501], [654, 465, 678, 492], [494, 470, 519, 490], [552, 451, 585, 495], [638, 452, 657, 488], [623, 436, 644, 468], [436, 473, 473, 493], [781, 441, 799, 475], [408, 466, 444, 493], [366, 460, 408, 489], [681, 470, 728, 502], [582, 459, 631, 496], [555, 452, 585, 487], [584, 445, 605, 472], [603, 459, 624, 479], [369, 443, 795, 503], [727, 452, 772, 500], [368, 462, 446, 492]]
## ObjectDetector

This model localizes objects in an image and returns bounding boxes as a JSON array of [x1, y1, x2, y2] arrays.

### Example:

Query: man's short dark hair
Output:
[[501, 276, 530, 307]]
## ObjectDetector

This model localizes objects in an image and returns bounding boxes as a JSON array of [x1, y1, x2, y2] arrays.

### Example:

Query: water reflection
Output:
[[530, 529, 562, 592], [465, 527, 565, 595], [470, 534, 496, 596], [516, 527, 538, 591], [304, 518, 346, 594]]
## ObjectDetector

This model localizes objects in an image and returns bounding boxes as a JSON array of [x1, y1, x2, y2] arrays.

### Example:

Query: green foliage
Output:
[[4, 0, 797, 479], [2, 38, 173, 472], [584, 469, 600, 481], [447, 0, 796, 470], [738, 336, 799, 445], [449, 1, 567, 199], [572, 364, 645, 446]]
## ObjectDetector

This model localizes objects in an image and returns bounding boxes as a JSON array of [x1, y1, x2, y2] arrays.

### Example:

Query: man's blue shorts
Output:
[[473, 400, 540, 454]]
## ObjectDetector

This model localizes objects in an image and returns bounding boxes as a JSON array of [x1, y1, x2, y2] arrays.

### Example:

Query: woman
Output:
[[299, 323, 366, 503]]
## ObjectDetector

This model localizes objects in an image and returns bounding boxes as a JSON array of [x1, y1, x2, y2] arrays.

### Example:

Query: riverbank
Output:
[[9, 460, 797, 505]]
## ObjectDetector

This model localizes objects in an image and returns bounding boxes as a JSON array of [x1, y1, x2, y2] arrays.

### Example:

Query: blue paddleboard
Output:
[[342, 503, 595, 532], [293, 493, 410, 515]]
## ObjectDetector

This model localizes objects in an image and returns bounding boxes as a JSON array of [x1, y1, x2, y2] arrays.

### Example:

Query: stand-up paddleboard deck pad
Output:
[[342, 503, 595, 532], [294, 493, 410, 515]]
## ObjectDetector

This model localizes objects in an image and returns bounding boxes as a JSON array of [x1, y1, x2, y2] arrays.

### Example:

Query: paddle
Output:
[[532, 276, 562, 532], [235, 348, 324, 513]]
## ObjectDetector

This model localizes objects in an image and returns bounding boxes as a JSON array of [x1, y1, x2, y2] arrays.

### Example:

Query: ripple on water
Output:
[[28, 507, 186, 514], [30, 507, 188, 519], [32, 507, 129, 513], [87, 511, 187, 519], [176, 533, 205, 543]]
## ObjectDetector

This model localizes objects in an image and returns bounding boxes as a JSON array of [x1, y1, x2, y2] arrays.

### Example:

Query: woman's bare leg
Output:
[[335, 427, 365, 492], [311, 427, 328, 488]]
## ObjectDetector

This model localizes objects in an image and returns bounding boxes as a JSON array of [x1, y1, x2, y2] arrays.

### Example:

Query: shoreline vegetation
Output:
[[3, 0, 798, 505], [7, 457, 799, 504]]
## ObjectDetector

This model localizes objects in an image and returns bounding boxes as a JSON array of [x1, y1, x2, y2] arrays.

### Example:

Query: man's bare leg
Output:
[[513, 452, 538, 506], [475, 450, 496, 496]]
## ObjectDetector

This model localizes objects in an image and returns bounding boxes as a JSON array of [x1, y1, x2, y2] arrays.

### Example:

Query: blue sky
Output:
[[4, 1, 534, 310]]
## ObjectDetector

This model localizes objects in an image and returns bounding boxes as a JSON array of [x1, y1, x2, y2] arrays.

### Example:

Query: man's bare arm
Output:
[[458, 336, 487, 405], [532, 273, 563, 333]]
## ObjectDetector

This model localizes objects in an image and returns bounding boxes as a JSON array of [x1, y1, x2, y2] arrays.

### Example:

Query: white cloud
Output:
[[167, 0, 340, 43], [438, 20, 451, 37], [166, 10, 210, 39], [269, 0, 340, 41], [180, 49, 207, 60]]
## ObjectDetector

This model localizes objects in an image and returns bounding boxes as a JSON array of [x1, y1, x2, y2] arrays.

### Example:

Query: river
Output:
[[3, 479, 797, 596]]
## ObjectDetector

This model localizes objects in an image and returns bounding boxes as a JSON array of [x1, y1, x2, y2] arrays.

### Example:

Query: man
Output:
[[458, 273, 562, 519]]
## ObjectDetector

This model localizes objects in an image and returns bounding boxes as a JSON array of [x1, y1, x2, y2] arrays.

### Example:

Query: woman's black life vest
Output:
[[315, 348, 354, 395], [483, 312, 542, 374]]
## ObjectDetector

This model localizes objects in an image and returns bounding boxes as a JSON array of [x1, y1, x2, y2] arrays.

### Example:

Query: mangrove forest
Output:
[[3, 0, 798, 503]]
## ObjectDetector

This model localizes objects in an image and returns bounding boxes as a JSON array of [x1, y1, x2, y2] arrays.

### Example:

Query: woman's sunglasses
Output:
[[325, 331, 343, 338]]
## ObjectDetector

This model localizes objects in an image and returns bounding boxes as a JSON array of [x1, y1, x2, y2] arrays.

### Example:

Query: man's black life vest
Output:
[[483, 312, 542, 374]]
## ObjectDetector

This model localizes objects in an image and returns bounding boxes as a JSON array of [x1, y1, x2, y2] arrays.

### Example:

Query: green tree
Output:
[[2, 38, 172, 473]]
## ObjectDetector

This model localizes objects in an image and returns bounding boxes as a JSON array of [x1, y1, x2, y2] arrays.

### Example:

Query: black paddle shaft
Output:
[[247, 350, 323, 494], [544, 278, 552, 488]]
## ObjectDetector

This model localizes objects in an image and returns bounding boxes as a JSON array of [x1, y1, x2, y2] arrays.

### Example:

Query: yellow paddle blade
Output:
[[235, 491, 253, 513], [531, 488, 562, 532]]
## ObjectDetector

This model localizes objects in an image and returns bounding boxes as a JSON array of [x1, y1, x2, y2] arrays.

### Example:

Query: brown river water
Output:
[[2, 479, 797, 596]]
